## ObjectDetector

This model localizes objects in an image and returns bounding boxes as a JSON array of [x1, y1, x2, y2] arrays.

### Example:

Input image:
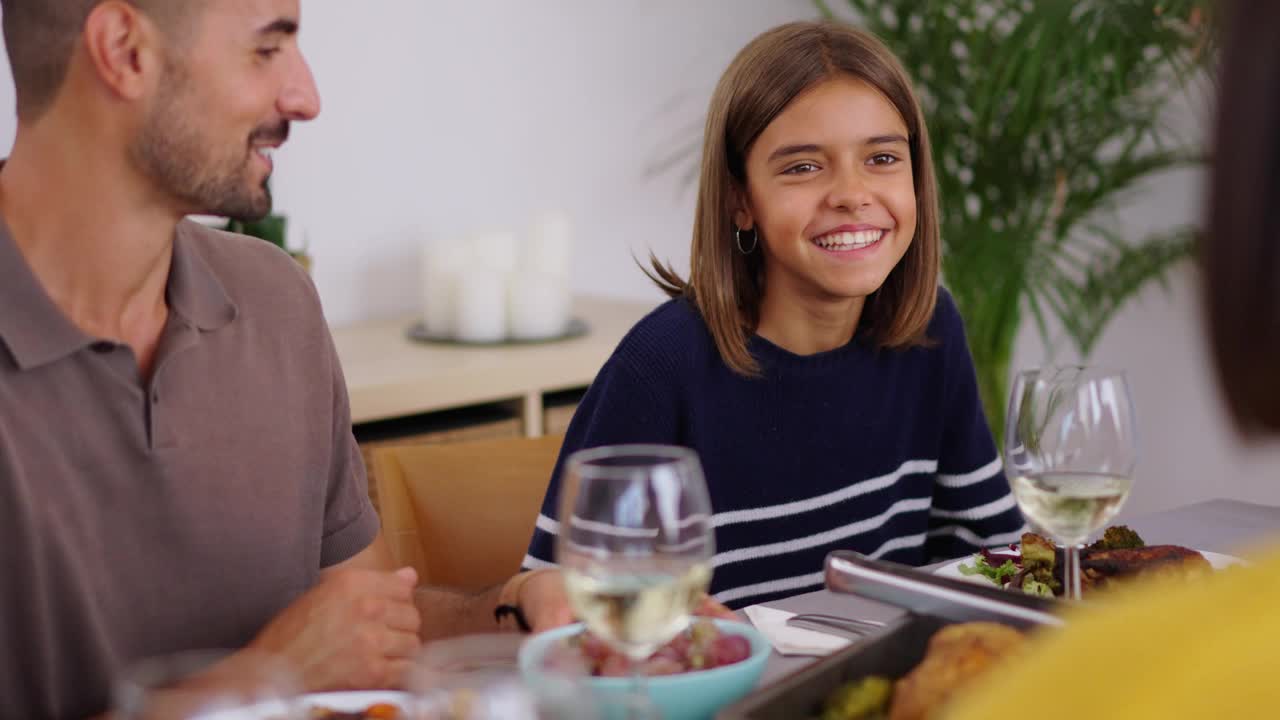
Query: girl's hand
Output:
[[693, 593, 737, 620]]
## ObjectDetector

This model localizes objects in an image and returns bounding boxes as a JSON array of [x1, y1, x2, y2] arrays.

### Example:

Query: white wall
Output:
[[0, 1, 1275, 518], [274, 0, 812, 325]]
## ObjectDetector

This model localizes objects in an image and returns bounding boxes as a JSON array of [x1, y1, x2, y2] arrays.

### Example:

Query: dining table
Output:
[[747, 498, 1280, 684]]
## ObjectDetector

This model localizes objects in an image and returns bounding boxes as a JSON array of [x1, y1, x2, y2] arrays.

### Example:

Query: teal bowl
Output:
[[518, 619, 771, 720]]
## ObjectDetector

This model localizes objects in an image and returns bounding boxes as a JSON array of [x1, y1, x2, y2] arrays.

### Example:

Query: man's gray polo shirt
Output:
[[0, 218, 379, 719]]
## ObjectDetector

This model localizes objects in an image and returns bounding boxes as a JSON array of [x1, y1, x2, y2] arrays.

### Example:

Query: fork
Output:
[[785, 612, 887, 638]]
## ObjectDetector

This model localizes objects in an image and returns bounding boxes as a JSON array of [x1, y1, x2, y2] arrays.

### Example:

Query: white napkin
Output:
[[743, 604, 855, 657]]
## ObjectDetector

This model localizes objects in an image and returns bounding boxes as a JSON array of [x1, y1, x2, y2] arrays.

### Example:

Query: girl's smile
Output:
[[737, 74, 918, 353], [809, 224, 890, 256]]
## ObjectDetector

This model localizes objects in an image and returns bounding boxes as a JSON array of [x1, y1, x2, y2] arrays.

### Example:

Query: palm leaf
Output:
[[1040, 225, 1197, 355]]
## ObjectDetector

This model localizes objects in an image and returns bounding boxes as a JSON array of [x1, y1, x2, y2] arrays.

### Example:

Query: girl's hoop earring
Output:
[[735, 227, 758, 255]]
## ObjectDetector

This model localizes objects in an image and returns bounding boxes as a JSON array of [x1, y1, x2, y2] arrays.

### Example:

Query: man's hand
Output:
[[692, 593, 736, 620], [250, 566, 422, 690]]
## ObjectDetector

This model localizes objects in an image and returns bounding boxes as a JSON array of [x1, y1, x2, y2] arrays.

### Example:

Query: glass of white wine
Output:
[[1005, 366, 1139, 600], [555, 444, 715, 720]]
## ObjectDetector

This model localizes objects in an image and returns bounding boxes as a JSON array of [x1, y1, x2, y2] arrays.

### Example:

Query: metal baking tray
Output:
[[821, 551, 1062, 627], [717, 551, 1062, 719]]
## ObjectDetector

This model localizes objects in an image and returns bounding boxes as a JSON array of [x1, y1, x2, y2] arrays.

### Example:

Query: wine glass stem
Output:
[[626, 657, 652, 720], [1064, 544, 1083, 600]]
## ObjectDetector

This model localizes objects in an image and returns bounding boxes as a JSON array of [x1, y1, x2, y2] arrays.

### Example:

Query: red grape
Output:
[[707, 635, 751, 667], [597, 654, 631, 677], [640, 656, 684, 676], [551, 621, 753, 677]]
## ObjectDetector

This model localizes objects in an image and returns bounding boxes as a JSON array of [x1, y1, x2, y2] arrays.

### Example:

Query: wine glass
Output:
[[113, 649, 301, 720], [555, 445, 715, 720], [407, 633, 594, 720], [1005, 366, 1139, 600]]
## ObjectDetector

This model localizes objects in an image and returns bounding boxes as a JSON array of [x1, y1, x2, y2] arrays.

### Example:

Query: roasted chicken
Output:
[[999, 527, 1213, 596], [887, 623, 1026, 720], [1081, 545, 1213, 588]]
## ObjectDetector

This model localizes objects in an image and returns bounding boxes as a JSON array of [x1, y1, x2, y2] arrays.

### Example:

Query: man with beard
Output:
[[0, 2, 569, 717]]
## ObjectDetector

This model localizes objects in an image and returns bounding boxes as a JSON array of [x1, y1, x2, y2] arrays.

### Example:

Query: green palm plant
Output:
[[809, 0, 1216, 434]]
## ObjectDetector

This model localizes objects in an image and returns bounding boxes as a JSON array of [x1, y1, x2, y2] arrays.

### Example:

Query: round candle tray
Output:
[[405, 317, 590, 346]]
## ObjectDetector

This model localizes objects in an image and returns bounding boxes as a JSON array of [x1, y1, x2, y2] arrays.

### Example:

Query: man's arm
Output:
[[323, 530, 399, 575], [331, 533, 575, 639], [247, 565, 420, 689], [326, 532, 491, 639], [413, 584, 505, 640], [329, 532, 504, 639]]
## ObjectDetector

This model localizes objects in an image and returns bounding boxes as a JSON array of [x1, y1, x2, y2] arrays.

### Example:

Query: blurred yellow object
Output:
[[372, 435, 562, 592], [946, 548, 1280, 719]]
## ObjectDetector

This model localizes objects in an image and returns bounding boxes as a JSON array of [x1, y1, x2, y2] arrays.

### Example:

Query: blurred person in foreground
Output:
[[948, 2, 1280, 717], [0, 2, 573, 717]]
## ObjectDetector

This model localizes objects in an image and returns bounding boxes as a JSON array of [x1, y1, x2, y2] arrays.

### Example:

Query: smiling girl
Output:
[[526, 21, 1025, 608]]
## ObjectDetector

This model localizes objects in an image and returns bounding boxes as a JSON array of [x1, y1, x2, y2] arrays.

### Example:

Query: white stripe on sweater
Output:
[[711, 458, 939, 528], [935, 457, 1003, 488], [712, 532, 928, 605], [712, 571, 826, 605], [521, 554, 557, 570], [711, 497, 931, 568], [929, 493, 1018, 521], [537, 512, 712, 538], [535, 514, 560, 535], [567, 516, 658, 538], [532, 459, 940, 538], [927, 523, 1028, 548]]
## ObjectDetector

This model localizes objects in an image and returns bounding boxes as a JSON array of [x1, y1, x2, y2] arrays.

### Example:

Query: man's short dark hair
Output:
[[1, 0, 189, 123]]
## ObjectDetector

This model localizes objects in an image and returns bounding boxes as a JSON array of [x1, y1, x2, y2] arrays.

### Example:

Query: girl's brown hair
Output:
[[648, 21, 941, 376]]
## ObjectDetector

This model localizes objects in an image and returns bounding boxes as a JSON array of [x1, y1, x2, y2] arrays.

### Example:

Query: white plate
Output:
[[934, 547, 1244, 589], [300, 691, 411, 714], [197, 691, 410, 719]]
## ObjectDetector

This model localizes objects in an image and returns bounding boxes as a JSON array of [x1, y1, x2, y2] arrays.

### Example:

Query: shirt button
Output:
[[151, 392, 160, 404]]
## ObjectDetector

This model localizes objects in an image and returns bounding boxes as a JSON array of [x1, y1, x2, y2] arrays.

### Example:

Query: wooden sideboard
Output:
[[331, 295, 657, 503], [331, 295, 656, 434]]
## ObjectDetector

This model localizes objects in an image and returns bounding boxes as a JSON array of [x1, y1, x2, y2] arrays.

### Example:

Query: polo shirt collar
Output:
[[0, 218, 92, 370], [0, 218, 238, 372], [169, 220, 238, 332]]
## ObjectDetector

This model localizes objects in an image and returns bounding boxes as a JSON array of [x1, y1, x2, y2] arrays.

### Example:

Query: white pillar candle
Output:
[[421, 270, 455, 337], [507, 271, 570, 340], [454, 269, 508, 343], [525, 211, 573, 278], [420, 239, 468, 337], [471, 230, 518, 275]]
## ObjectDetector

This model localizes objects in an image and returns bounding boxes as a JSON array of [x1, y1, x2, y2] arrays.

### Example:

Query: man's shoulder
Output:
[[176, 218, 318, 308], [177, 218, 307, 277]]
